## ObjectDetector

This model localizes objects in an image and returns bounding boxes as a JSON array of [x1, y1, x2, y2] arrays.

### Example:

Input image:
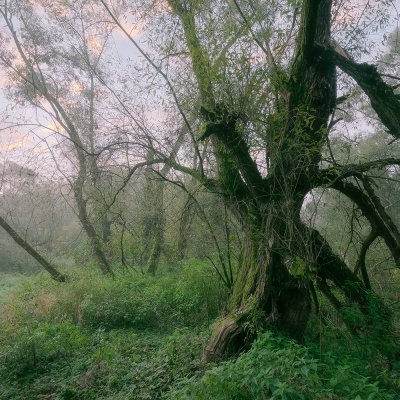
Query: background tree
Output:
[[0, 0, 132, 275]]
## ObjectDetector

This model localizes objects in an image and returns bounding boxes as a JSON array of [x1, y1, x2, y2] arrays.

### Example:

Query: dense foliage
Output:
[[0, 263, 399, 399], [0, 263, 223, 399]]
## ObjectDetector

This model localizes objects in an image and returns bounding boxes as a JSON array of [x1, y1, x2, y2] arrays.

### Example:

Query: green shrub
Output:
[[0, 273, 27, 303], [0, 328, 208, 400], [0, 321, 88, 378], [1, 262, 398, 400], [0, 260, 227, 332], [76, 261, 227, 330], [168, 330, 399, 400], [0, 260, 225, 399]]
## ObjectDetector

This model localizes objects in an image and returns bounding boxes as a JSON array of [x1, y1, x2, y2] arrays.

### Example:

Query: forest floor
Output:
[[0, 263, 399, 399]]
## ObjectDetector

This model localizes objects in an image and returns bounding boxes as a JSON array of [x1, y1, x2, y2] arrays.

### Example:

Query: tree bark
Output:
[[317, 43, 400, 140], [141, 163, 165, 275], [354, 230, 378, 289], [73, 177, 113, 276], [146, 219, 164, 276], [176, 194, 195, 260], [167, 0, 334, 362], [202, 206, 312, 362]]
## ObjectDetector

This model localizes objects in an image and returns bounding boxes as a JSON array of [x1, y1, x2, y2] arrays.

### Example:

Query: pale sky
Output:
[[0, 0, 399, 176]]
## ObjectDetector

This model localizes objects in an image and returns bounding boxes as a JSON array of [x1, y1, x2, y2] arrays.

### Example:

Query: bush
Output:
[[168, 330, 399, 400], [0, 327, 208, 400], [1, 263, 399, 400], [0, 260, 227, 332], [0, 261, 228, 399], [0, 321, 88, 379], [0, 273, 27, 303], [76, 261, 227, 330]]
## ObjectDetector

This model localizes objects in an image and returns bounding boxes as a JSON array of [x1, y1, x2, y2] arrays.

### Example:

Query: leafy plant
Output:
[[167, 331, 399, 400]]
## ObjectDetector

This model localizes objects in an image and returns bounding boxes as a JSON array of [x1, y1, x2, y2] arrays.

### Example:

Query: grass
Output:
[[0, 273, 27, 303], [0, 262, 399, 399], [0, 261, 225, 399]]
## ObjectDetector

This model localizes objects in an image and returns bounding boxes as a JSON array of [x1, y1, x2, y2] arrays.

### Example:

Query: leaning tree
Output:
[[101, 0, 400, 361]]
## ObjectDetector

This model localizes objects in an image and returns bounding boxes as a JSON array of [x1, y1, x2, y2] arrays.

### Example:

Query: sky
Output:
[[0, 0, 399, 177]]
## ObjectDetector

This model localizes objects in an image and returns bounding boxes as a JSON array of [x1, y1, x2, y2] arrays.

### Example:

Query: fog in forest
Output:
[[0, 1, 400, 399]]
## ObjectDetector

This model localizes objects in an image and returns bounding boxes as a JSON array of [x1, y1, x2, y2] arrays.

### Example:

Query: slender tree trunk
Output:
[[140, 148, 167, 275], [145, 178, 165, 275], [176, 199, 192, 260], [73, 177, 113, 276], [0, 7, 115, 276], [0, 215, 66, 282], [177, 154, 198, 261], [146, 217, 164, 275], [101, 216, 112, 244]]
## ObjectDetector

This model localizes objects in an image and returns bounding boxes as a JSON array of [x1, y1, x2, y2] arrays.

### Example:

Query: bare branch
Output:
[[317, 42, 400, 140]]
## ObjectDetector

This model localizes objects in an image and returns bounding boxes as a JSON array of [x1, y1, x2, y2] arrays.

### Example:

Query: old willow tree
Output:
[[122, 0, 400, 362]]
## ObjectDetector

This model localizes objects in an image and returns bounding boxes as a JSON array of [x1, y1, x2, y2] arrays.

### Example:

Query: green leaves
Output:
[[0, 262, 222, 399], [167, 330, 399, 400]]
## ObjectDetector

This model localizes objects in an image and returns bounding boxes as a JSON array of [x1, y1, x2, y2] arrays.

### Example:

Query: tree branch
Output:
[[99, 0, 205, 172], [354, 230, 377, 289], [329, 179, 400, 266], [317, 42, 400, 140], [319, 158, 400, 183]]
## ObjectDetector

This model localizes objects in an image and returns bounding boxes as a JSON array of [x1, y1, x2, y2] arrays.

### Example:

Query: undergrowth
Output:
[[0, 261, 223, 399], [168, 330, 400, 400], [0, 262, 399, 399]]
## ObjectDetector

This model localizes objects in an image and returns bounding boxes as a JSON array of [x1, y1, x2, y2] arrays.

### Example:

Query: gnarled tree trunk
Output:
[[164, 0, 399, 362], [203, 209, 312, 362]]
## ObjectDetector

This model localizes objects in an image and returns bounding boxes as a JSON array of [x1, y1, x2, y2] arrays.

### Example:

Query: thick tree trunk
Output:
[[167, 0, 397, 364], [202, 211, 312, 363], [203, 210, 396, 363], [0, 215, 66, 282]]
